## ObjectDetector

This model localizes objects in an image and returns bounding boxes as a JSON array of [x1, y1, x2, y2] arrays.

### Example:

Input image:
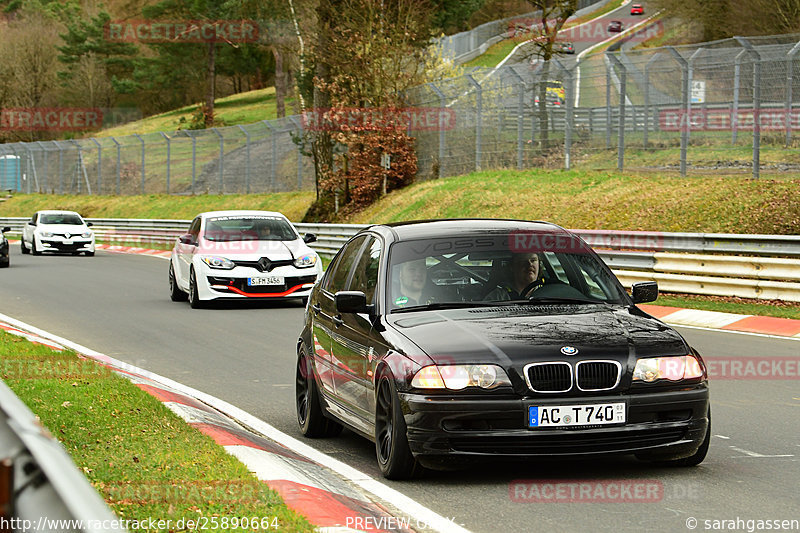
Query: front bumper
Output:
[[39, 237, 94, 253], [196, 262, 320, 300], [400, 386, 709, 461]]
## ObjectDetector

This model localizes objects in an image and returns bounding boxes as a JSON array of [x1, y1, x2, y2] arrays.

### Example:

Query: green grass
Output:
[[654, 293, 800, 320], [0, 192, 315, 221], [97, 87, 294, 138], [0, 331, 314, 532]]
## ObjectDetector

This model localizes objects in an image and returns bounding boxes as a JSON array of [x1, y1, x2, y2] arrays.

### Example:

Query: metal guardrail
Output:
[[0, 380, 127, 533], [2, 217, 799, 301]]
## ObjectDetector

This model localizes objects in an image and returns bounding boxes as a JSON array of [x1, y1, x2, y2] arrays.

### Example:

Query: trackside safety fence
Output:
[[2, 218, 799, 302]]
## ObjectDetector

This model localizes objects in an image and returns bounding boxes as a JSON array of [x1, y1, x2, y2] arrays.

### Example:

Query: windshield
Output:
[[387, 231, 627, 311], [39, 214, 83, 225], [203, 216, 298, 242]]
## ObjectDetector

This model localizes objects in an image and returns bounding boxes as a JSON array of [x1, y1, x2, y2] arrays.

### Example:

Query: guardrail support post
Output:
[[132, 133, 145, 194], [644, 53, 661, 149], [160, 132, 171, 195], [735, 36, 761, 180], [785, 41, 800, 146], [237, 125, 252, 193], [427, 83, 447, 178], [606, 52, 627, 171], [667, 47, 688, 177], [465, 74, 482, 172]]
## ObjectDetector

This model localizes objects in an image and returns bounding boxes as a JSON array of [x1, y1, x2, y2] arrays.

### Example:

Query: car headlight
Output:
[[411, 364, 512, 390], [40, 232, 54, 238], [294, 253, 318, 268], [632, 355, 704, 383], [201, 256, 235, 270], [81, 231, 93, 238]]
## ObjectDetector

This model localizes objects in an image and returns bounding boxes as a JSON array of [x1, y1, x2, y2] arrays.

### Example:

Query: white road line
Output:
[[729, 446, 794, 458], [0, 312, 471, 533], [714, 435, 731, 440], [670, 324, 800, 342]]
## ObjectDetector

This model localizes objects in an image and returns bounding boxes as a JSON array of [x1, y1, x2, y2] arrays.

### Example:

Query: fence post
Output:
[[644, 53, 661, 149], [109, 137, 121, 194], [732, 49, 746, 145], [667, 47, 688, 177], [687, 48, 705, 145], [36, 141, 48, 192], [735, 37, 761, 180], [606, 53, 627, 171], [427, 83, 447, 178], [237, 125, 251, 193], [288, 116, 303, 189], [605, 57, 612, 149], [90, 138, 101, 195], [210, 128, 224, 193], [53, 140, 65, 194], [185, 131, 197, 194], [507, 68, 526, 170], [785, 41, 800, 146], [159, 133, 170, 194], [132, 133, 145, 194], [553, 58, 573, 170], [262, 120, 277, 192], [465, 74, 482, 172]]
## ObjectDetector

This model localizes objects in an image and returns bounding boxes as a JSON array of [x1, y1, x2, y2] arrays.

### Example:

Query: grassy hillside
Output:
[[2, 169, 798, 236]]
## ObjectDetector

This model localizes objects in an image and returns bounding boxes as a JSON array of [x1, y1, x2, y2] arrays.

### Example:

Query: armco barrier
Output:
[[1, 217, 799, 301], [0, 380, 127, 533]]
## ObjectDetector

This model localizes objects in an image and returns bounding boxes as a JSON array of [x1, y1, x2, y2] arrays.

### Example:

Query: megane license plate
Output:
[[248, 276, 283, 286], [528, 403, 625, 428]]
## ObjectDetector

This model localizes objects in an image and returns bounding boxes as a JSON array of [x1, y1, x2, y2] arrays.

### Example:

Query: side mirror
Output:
[[303, 233, 317, 244], [2, 227, 10, 233], [179, 234, 196, 245], [631, 281, 658, 304], [28, 221, 35, 226], [86, 222, 93, 227], [335, 291, 368, 314]]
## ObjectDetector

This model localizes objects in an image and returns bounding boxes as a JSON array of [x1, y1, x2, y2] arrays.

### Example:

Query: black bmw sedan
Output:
[[1, 226, 10, 268], [296, 220, 710, 479]]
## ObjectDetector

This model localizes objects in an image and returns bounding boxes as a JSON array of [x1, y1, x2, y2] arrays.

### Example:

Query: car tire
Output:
[[637, 408, 711, 467], [375, 372, 420, 480], [31, 239, 41, 256], [85, 251, 95, 257], [0, 258, 8, 268], [169, 263, 188, 302], [20, 239, 29, 254], [188, 268, 204, 309], [296, 346, 343, 438]]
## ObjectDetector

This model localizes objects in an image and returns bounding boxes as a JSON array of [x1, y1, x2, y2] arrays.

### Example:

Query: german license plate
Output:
[[528, 403, 625, 428], [248, 276, 283, 286]]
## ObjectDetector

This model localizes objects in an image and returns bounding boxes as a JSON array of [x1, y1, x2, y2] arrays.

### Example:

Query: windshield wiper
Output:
[[513, 297, 610, 305], [392, 302, 498, 313]]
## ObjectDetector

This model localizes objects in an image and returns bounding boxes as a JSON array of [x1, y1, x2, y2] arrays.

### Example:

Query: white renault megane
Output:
[[169, 210, 323, 308]]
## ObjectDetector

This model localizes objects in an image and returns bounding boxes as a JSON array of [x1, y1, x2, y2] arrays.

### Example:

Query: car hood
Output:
[[388, 304, 688, 366], [196, 238, 310, 259], [36, 224, 90, 234]]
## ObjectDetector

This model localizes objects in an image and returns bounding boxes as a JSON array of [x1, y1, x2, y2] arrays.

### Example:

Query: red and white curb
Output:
[[0, 313, 469, 533], [639, 305, 800, 339]]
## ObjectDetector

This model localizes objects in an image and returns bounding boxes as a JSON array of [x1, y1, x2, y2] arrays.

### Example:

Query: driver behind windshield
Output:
[[394, 258, 430, 307], [484, 252, 546, 301]]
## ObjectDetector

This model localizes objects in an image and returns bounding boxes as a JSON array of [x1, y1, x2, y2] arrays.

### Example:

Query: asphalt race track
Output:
[[1, 249, 798, 532]]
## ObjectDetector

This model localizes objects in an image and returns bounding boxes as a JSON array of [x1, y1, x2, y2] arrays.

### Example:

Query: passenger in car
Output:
[[484, 252, 546, 301], [394, 258, 430, 306]]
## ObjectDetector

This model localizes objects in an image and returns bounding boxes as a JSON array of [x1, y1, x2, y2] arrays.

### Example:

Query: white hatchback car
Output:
[[21, 210, 95, 256], [169, 210, 323, 308]]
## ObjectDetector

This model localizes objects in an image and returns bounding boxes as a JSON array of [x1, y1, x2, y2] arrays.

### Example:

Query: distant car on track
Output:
[[1, 226, 10, 267], [169, 210, 322, 308], [554, 41, 575, 54], [295, 219, 711, 479], [630, 3, 644, 15], [608, 20, 624, 32], [21, 210, 95, 256]]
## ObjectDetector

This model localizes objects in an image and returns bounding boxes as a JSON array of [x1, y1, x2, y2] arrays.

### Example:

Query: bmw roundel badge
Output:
[[560, 346, 579, 356]]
